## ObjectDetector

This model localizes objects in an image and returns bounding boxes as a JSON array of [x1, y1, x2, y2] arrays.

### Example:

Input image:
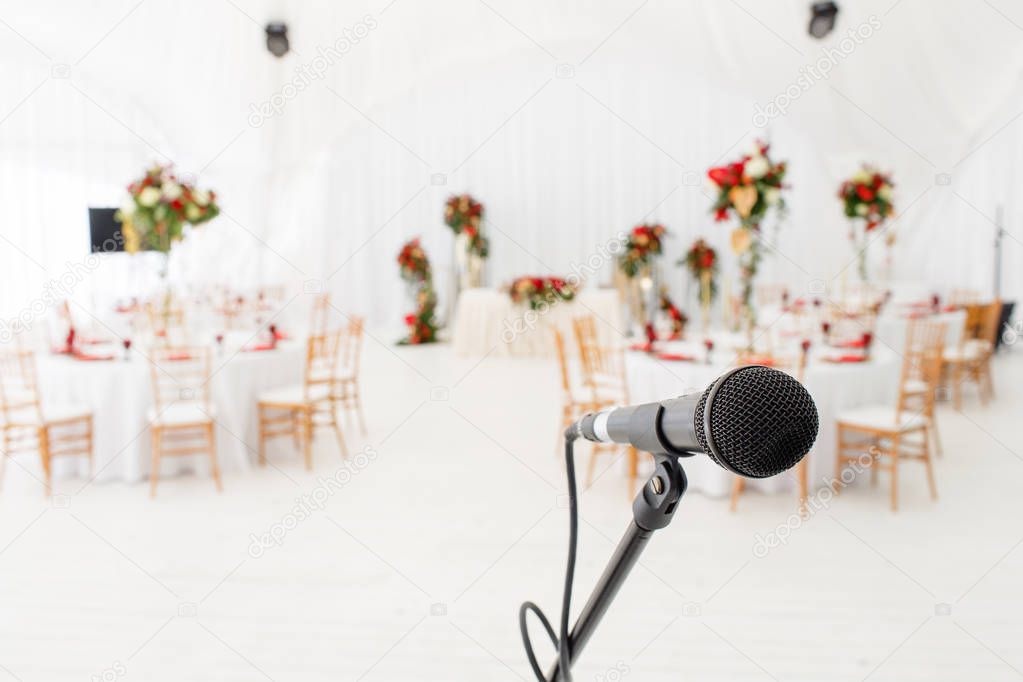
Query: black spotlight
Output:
[[265, 22, 289, 57], [808, 2, 839, 39]]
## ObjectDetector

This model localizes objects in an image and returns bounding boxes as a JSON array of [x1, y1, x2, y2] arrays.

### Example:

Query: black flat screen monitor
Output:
[[88, 207, 125, 253]]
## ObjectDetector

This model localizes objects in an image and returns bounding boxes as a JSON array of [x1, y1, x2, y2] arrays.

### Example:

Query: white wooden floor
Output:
[[1, 339, 1022, 681]]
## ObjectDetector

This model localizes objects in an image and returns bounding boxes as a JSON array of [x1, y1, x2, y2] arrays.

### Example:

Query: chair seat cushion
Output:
[[258, 384, 330, 406], [148, 402, 215, 426], [902, 379, 929, 394], [1, 403, 91, 427], [943, 345, 981, 362], [837, 405, 926, 432]]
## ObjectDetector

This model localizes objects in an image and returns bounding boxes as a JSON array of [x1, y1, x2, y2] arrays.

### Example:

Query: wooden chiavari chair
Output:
[[730, 346, 808, 513], [571, 317, 639, 489], [0, 350, 93, 493], [147, 346, 220, 497], [257, 331, 347, 469], [942, 301, 1000, 408], [833, 321, 944, 511], [332, 316, 367, 435]]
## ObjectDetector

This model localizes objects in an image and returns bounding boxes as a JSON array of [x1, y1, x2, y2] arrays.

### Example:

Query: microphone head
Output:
[[694, 365, 819, 478]]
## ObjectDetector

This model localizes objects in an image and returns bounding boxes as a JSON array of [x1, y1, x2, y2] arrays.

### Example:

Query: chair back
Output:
[[149, 347, 212, 413], [336, 316, 364, 380], [0, 350, 42, 424], [755, 283, 788, 309], [960, 304, 985, 344], [551, 328, 573, 400], [310, 293, 332, 336], [572, 316, 628, 403], [145, 294, 188, 345], [305, 331, 342, 402], [977, 300, 1003, 350], [572, 317, 609, 375], [949, 289, 981, 308], [897, 320, 945, 419]]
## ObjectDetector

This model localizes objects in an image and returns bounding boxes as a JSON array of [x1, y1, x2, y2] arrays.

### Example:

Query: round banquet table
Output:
[[452, 287, 623, 357], [33, 337, 305, 484], [625, 337, 899, 498]]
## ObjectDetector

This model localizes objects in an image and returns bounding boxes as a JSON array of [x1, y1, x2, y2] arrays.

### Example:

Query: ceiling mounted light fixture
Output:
[[265, 22, 289, 57], [808, 2, 839, 39]]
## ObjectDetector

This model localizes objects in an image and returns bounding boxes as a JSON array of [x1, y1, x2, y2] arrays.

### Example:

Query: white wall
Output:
[[1, 0, 1022, 333]]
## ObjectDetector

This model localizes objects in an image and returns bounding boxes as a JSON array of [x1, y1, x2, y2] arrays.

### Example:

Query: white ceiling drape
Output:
[[1, 0, 1022, 332]]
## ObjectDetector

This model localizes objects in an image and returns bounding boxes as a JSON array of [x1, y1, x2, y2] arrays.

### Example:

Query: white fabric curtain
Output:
[[1, 0, 1021, 334]]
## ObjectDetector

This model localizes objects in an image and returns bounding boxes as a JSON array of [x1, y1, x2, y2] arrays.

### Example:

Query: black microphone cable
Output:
[[519, 430, 579, 681]]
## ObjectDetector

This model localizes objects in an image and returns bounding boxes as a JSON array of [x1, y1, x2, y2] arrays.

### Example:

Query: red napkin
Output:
[[824, 354, 867, 363], [629, 342, 653, 352], [166, 352, 194, 361], [832, 338, 868, 349], [244, 342, 276, 352], [657, 353, 695, 362], [72, 351, 114, 361]]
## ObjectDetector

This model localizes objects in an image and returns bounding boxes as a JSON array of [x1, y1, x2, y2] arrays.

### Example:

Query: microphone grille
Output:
[[694, 365, 819, 478]]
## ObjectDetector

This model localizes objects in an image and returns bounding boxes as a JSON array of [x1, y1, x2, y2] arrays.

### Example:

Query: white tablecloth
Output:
[[625, 338, 898, 498], [33, 339, 305, 484], [452, 288, 623, 357]]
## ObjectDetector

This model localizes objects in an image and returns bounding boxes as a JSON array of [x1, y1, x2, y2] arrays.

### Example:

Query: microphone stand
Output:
[[545, 454, 688, 681]]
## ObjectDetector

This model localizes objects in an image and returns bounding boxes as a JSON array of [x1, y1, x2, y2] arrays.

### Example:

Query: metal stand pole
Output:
[[546, 457, 687, 681]]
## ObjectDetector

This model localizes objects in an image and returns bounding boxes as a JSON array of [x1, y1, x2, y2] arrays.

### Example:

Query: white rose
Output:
[[855, 203, 868, 216], [193, 188, 210, 206], [185, 204, 201, 221], [878, 185, 892, 201], [852, 170, 871, 184], [745, 155, 769, 179], [162, 181, 182, 200], [138, 187, 161, 207], [765, 188, 781, 206]]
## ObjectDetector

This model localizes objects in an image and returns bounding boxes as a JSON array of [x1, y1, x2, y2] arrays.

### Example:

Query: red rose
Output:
[[404, 314, 415, 325], [714, 207, 729, 222], [708, 164, 739, 187], [856, 185, 875, 202], [700, 252, 714, 269]]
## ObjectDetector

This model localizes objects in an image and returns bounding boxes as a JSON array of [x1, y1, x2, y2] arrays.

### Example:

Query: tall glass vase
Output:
[[699, 270, 712, 333], [736, 232, 762, 347]]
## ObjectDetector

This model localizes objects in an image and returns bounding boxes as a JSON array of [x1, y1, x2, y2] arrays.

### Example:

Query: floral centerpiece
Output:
[[618, 224, 668, 278], [445, 194, 488, 290], [707, 141, 787, 334], [396, 238, 440, 344], [397, 238, 431, 282], [508, 276, 577, 311], [659, 291, 688, 339], [115, 164, 219, 254], [838, 166, 894, 282]]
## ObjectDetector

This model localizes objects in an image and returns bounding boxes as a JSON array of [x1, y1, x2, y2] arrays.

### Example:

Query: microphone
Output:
[[575, 365, 819, 478]]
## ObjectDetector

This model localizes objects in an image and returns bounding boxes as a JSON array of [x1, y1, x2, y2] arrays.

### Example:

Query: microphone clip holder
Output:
[[545, 453, 687, 681]]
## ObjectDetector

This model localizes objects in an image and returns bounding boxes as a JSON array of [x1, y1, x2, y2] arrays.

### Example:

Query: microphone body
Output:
[[578, 393, 702, 457], [574, 365, 819, 479]]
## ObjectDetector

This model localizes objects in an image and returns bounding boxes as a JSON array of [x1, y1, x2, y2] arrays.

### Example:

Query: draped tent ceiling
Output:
[[1, 0, 1022, 331]]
